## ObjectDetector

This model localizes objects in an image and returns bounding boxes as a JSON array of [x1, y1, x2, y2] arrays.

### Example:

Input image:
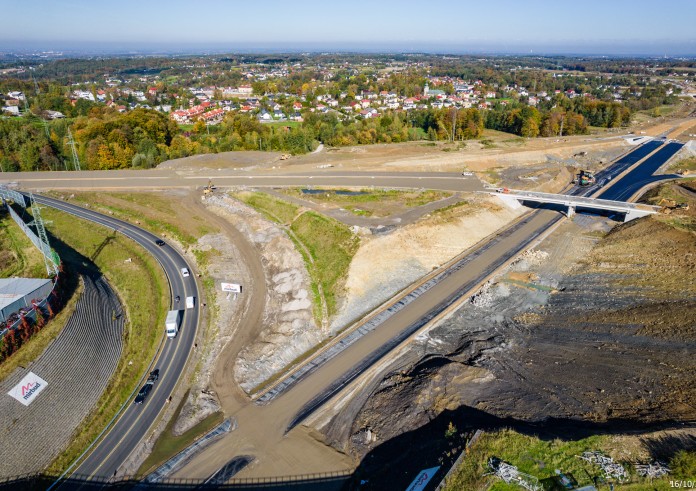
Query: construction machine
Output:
[[203, 179, 214, 197], [576, 170, 596, 187], [280, 154, 291, 160], [657, 197, 690, 214]]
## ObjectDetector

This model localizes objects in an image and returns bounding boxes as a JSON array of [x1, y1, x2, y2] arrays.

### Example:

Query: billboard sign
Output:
[[8, 372, 48, 406], [221, 283, 242, 293], [405, 466, 440, 491]]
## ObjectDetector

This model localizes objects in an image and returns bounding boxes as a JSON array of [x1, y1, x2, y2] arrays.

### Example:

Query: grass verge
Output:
[[235, 191, 299, 224], [235, 191, 359, 319], [0, 212, 47, 278], [669, 156, 696, 174], [279, 188, 452, 218], [137, 391, 224, 477], [290, 211, 359, 317], [40, 206, 168, 474], [443, 429, 696, 491], [55, 192, 212, 247]]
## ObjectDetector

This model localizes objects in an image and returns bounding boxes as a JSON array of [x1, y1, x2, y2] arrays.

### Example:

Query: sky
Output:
[[2, 0, 695, 56]]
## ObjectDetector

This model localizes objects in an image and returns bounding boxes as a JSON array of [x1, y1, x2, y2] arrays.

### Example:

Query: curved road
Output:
[[31, 195, 200, 483]]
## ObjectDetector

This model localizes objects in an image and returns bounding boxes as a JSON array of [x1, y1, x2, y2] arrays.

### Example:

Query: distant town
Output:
[[1, 53, 694, 171]]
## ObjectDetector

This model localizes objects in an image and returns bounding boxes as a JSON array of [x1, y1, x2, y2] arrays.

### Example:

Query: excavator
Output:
[[657, 197, 690, 214], [202, 179, 215, 197]]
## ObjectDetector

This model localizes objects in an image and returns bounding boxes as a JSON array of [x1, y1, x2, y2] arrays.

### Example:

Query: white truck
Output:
[[185, 296, 195, 310], [165, 309, 182, 338]]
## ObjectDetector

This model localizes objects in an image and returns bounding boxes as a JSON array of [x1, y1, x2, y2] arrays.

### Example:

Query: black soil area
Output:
[[325, 183, 696, 490]]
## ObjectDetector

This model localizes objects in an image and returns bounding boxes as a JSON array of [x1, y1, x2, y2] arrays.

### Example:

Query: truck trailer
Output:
[[165, 309, 182, 338]]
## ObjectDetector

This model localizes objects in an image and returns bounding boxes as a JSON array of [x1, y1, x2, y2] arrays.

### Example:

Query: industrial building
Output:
[[0, 277, 53, 323]]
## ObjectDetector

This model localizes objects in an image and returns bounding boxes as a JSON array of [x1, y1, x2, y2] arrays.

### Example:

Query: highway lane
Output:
[[597, 142, 684, 201], [2, 171, 484, 193], [32, 196, 201, 483]]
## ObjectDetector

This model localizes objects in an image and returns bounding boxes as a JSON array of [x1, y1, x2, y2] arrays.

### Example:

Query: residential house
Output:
[[2, 106, 19, 116], [45, 110, 65, 119]]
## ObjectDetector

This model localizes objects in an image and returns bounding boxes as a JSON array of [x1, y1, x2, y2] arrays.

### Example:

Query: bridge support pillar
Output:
[[567, 205, 575, 219]]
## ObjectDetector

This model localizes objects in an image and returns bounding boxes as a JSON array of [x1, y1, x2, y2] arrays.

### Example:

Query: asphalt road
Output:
[[31, 196, 200, 484], [3, 171, 483, 193], [597, 141, 684, 200]]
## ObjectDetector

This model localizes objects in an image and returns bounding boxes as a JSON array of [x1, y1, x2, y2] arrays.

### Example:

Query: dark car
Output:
[[134, 382, 153, 405], [147, 369, 160, 383], [155, 239, 165, 246]]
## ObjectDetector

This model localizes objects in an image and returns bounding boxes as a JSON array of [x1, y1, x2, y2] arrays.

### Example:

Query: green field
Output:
[[235, 190, 299, 223], [280, 188, 452, 218], [263, 120, 301, 129], [443, 429, 696, 491]]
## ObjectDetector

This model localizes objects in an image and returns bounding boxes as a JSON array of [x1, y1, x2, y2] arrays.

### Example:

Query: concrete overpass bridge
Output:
[[491, 188, 661, 222]]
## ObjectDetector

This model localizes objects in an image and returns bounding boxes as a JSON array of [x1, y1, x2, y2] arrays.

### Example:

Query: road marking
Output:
[[36, 196, 199, 477]]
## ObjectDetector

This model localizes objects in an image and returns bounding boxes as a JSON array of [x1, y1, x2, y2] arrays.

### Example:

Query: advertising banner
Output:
[[8, 372, 48, 406], [405, 466, 440, 491], [221, 283, 242, 293]]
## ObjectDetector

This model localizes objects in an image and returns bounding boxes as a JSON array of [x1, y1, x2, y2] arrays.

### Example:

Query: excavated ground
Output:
[[318, 188, 696, 490]]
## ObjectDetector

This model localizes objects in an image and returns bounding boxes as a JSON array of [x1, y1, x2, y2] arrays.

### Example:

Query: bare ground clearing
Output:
[[160, 131, 631, 175]]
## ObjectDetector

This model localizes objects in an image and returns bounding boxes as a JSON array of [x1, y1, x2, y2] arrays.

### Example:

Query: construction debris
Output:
[[487, 457, 543, 491], [634, 461, 670, 479], [579, 451, 628, 482]]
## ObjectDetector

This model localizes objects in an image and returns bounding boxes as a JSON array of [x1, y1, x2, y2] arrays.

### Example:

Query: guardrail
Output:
[[0, 469, 354, 489]]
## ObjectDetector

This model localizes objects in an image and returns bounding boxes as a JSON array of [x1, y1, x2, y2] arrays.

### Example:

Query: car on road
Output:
[[134, 381, 153, 405], [147, 369, 159, 383], [181, 267, 190, 277], [155, 239, 165, 246], [461, 172, 474, 176]]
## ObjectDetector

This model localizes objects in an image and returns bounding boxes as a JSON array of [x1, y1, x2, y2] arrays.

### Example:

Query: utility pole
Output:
[[559, 114, 565, 138], [67, 128, 81, 171]]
